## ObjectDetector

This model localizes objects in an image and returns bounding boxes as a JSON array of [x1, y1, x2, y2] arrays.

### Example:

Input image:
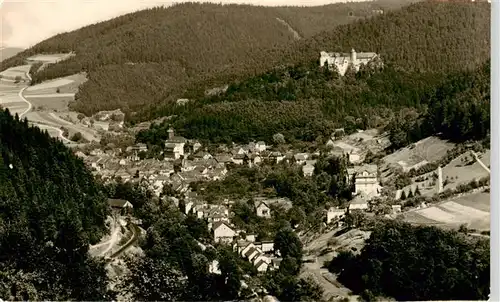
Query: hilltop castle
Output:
[[319, 49, 380, 76]]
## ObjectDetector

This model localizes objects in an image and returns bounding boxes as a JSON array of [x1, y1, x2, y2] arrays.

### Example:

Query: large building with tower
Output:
[[319, 48, 381, 76]]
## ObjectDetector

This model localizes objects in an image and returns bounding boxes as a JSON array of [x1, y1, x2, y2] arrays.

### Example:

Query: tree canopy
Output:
[[328, 220, 490, 301], [0, 109, 111, 300]]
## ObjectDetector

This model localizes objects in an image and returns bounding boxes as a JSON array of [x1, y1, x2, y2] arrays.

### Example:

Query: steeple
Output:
[[350, 48, 357, 63]]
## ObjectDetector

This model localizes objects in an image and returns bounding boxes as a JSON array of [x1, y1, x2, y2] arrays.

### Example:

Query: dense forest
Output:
[[137, 57, 489, 146], [387, 60, 490, 149], [0, 109, 111, 300], [0, 1, 415, 118], [328, 221, 490, 301]]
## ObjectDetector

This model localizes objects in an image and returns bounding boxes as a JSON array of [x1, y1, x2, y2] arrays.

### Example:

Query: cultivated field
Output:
[[0, 65, 31, 81], [400, 191, 490, 231], [441, 150, 490, 191], [26, 53, 74, 63], [399, 149, 491, 197], [382, 136, 455, 170]]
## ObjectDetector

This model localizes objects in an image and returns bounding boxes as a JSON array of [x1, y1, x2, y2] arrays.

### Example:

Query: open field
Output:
[[0, 64, 98, 143], [26, 95, 75, 112], [0, 79, 30, 116], [382, 136, 455, 171], [0, 65, 31, 81], [26, 78, 75, 91], [442, 150, 490, 191], [26, 53, 74, 63], [400, 191, 490, 231], [399, 149, 491, 197]]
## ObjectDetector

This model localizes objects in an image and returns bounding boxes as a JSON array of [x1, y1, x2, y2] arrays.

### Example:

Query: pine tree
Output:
[[400, 190, 407, 200], [415, 185, 421, 196]]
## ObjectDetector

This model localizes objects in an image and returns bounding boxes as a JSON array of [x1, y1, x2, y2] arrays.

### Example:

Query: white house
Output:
[[232, 154, 246, 165], [269, 152, 285, 164], [331, 141, 362, 164], [327, 207, 346, 224], [213, 221, 236, 244], [244, 246, 262, 262], [302, 164, 315, 177], [348, 150, 361, 164], [246, 234, 256, 242], [353, 164, 381, 197], [392, 205, 402, 214], [240, 242, 257, 256], [256, 202, 271, 218], [259, 241, 275, 253]]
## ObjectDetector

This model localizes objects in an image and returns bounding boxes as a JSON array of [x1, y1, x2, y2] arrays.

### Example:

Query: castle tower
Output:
[[168, 128, 174, 140], [437, 166, 443, 193], [350, 48, 357, 63]]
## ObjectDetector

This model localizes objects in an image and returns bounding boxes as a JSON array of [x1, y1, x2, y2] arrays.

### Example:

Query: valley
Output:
[[0, 1, 492, 302]]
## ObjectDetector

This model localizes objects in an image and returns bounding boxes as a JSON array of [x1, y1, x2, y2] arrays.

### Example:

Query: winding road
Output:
[[471, 150, 490, 174], [1, 68, 73, 144]]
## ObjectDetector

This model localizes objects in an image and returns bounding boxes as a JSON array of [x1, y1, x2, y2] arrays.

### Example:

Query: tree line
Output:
[[328, 220, 490, 301], [138, 57, 489, 147], [0, 109, 112, 300]]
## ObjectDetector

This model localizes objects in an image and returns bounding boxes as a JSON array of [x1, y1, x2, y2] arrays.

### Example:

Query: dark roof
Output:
[[215, 154, 232, 163], [244, 246, 258, 258], [256, 201, 270, 209], [213, 220, 232, 231], [255, 259, 267, 268], [233, 153, 246, 160], [108, 198, 132, 208]]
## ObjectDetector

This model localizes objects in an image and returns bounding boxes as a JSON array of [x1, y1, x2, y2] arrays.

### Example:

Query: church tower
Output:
[[350, 48, 357, 64]]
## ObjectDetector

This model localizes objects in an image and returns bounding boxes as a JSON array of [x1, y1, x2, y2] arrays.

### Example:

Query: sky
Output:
[[0, 0, 369, 48]]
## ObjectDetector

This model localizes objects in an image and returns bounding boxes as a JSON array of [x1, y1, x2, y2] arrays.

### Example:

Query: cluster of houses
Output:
[[179, 192, 289, 273], [76, 128, 337, 198]]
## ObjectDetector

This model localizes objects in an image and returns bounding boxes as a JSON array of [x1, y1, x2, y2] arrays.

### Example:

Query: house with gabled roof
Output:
[[254, 257, 270, 272], [213, 221, 236, 244], [108, 198, 133, 215], [294, 153, 309, 165], [193, 151, 212, 161], [232, 153, 246, 165], [268, 152, 285, 164], [255, 201, 271, 218], [351, 164, 381, 197]]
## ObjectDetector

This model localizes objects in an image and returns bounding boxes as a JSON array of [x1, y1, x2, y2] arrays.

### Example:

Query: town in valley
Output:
[[0, 1, 492, 301]]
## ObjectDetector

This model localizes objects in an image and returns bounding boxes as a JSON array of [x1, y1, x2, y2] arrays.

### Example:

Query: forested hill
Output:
[[141, 1, 489, 122], [0, 110, 111, 300], [138, 57, 490, 146], [0, 1, 418, 118], [274, 1, 490, 73]]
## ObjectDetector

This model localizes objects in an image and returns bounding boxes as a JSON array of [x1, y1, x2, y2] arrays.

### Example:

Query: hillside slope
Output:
[[276, 1, 490, 72], [135, 1, 493, 121], [0, 109, 112, 300], [0, 1, 418, 117]]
